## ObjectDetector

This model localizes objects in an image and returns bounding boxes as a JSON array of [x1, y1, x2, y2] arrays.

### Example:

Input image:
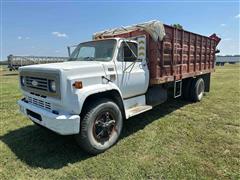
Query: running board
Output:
[[126, 105, 152, 118]]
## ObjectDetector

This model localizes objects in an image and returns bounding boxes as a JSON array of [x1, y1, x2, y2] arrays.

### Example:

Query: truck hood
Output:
[[20, 61, 105, 71]]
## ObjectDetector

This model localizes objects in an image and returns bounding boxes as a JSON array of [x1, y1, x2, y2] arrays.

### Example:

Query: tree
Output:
[[172, 24, 183, 29]]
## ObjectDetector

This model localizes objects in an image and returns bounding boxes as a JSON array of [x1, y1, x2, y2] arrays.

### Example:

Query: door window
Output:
[[118, 42, 138, 62]]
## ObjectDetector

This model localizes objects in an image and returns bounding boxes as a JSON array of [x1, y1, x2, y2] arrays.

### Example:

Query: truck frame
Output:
[[18, 20, 220, 154]]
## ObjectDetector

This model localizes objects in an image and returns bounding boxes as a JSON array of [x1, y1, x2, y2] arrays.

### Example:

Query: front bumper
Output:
[[18, 100, 80, 135]]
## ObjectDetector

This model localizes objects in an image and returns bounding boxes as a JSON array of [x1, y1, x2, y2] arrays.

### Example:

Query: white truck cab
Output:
[[18, 37, 153, 154]]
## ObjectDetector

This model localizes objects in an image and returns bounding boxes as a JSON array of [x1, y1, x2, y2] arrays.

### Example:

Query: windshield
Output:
[[69, 39, 116, 61]]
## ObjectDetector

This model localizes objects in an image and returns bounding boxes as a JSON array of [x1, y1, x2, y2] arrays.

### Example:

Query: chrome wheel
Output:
[[75, 99, 123, 155], [93, 111, 116, 143]]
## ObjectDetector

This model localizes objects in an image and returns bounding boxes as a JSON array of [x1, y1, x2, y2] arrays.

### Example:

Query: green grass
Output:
[[0, 65, 239, 179]]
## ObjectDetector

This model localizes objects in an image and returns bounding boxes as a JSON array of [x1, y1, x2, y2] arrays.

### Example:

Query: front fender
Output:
[[75, 82, 123, 114]]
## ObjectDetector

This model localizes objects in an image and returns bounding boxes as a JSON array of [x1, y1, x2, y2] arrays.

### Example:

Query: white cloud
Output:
[[220, 23, 226, 26], [55, 50, 60, 53], [235, 14, 240, 18], [52, 31, 68, 38], [17, 36, 30, 40]]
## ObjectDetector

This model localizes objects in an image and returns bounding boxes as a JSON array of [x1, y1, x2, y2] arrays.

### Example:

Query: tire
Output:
[[190, 78, 205, 102], [75, 98, 123, 155]]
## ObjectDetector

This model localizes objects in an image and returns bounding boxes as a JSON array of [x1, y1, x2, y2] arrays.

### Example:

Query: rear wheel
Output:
[[75, 99, 123, 155], [190, 78, 205, 102]]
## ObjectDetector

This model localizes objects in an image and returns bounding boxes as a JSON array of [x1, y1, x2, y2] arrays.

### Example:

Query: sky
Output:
[[1, 1, 240, 60]]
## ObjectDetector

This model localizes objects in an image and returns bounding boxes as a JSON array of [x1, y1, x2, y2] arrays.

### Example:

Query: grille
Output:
[[25, 76, 48, 91], [27, 96, 51, 111], [20, 70, 60, 99]]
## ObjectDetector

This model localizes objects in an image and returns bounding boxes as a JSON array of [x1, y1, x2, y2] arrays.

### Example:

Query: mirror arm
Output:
[[123, 60, 138, 72]]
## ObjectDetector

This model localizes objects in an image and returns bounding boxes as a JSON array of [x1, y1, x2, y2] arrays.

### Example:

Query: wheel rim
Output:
[[93, 111, 116, 143]]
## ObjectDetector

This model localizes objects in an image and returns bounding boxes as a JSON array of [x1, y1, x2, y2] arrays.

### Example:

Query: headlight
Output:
[[20, 76, 25, 86], [49, 80, 56, 92]]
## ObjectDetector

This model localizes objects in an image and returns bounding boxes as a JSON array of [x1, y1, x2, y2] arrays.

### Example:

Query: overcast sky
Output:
[[1, 1, 240, 60]]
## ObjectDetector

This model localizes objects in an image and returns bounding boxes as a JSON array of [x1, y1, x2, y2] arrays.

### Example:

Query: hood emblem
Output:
[[32, 80, 38, 87]]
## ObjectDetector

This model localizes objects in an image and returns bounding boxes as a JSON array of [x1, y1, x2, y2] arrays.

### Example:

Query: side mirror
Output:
[[67, 44, 78, 57], [67, 46, 71, 57]]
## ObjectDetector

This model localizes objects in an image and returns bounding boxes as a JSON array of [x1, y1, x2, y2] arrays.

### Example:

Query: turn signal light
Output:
[[73, 81, 83, 89]]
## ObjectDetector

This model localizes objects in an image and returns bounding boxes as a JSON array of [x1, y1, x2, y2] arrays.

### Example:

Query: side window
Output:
[[118, 42, 138, 62]]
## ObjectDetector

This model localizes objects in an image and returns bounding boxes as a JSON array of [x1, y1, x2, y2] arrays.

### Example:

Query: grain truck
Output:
[[17, 20, 221, 154]]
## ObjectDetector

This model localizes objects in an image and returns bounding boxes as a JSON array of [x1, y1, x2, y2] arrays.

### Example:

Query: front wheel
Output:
[[75, 99, 123, 155]]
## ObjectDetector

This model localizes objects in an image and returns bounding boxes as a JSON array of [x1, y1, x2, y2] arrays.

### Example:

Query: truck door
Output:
[[115, 39, 149, 99]]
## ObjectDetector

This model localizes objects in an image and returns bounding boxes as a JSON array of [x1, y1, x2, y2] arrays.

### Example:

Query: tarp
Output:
[[93, 20, 166, 42]]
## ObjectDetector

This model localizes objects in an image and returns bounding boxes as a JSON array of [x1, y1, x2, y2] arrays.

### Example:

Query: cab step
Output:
[[126, 105, 152, 118]]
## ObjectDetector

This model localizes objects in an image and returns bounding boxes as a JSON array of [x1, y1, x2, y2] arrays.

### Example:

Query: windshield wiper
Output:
[[68, 57, 77, 61], [83, 57, 95, 61]]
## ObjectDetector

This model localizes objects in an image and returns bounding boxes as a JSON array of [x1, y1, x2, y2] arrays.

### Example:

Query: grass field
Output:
[[0, 65, 239, 179]]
